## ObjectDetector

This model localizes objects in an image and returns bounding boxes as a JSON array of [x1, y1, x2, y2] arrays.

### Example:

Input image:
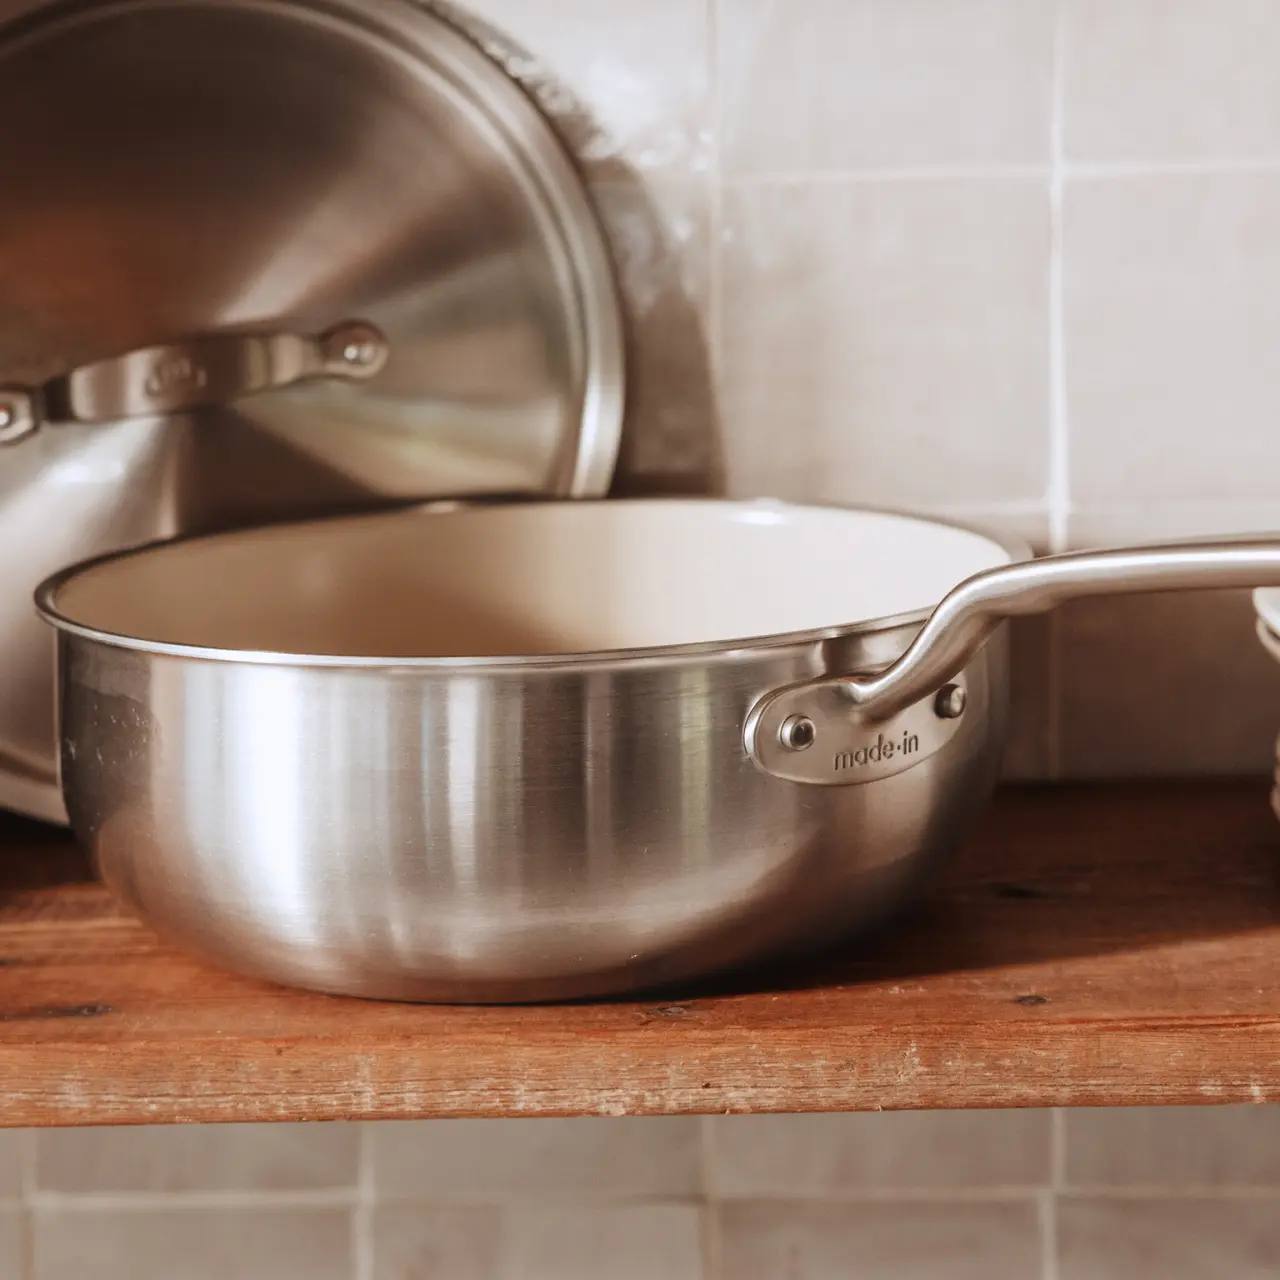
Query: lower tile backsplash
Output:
[[30, 1206, 352, 1280], [718, 1200, 1045, 1280], [1056, 1198, 1280, 1280], [0, 1213, 17, 1280], [6, 1110, 1280, 1278], [35, 1123, 360, 1195]]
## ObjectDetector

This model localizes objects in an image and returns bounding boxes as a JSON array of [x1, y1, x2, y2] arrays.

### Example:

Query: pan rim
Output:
[[34, 496, 1033, 673]]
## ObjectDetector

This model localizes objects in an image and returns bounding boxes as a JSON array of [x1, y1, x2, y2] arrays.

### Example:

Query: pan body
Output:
[[42, 499, 1017, 1002]]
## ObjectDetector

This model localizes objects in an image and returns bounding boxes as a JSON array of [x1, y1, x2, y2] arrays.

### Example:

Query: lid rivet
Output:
[[343, 339, 378, 367], [0, 395, 32, 444], [320, 322, 389, 379]]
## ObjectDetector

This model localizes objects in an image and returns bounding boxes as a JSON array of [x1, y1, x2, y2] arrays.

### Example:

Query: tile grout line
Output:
[[1039, 1186, 1280, 1201], [19, 1183, 1280, 1209], [1068, 157, 1280, 178], [353, 1124, 373, 1280], [692, 1188, 1051, 1204], [1051, 1107, 1067, 1192], [20, 1130, 35, 1280], [1043, 1107, 1067, 1280], [706, 0, 725, 481], [700, 1114, 720, 1280], [1039, 1191, 1059, 1280], [720, 159, 1280, 187], [25, 1188, 362, 1212], [922, 499, 1051, 517], [724, 165, 1049, 184]]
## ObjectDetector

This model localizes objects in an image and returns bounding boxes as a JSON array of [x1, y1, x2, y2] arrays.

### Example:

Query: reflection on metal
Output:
[[0, 0, 626, 820], [1, 322, 390, 439]]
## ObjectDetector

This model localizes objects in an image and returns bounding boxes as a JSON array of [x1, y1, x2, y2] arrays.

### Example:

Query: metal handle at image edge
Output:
[[0, 320, 389, 444], [745, 540, 1280, 786]]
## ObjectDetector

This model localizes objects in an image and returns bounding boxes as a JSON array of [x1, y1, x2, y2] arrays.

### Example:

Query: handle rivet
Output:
[[0, 395, 33, 444], [343, 339, 378, 367], [779, 715, 816, 752], [934, 684, 967, 720]]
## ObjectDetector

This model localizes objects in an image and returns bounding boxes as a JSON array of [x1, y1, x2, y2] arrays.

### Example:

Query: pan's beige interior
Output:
[[48, 500, 1016, 657]]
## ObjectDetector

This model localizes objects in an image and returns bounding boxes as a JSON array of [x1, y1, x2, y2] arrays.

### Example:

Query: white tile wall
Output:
[[0, 1209, 19, 1280], [497, 1205, 705, 1280], [370, 1116, 702, 1199], [1058, 1197, 1280, 1280], [368, 1202, 710, 1280], [1062, 0, 1280, 164], [372, 1205, 499, 1280], [718, 0, 1056, 172], [706, 1111, 1052, 1195], [1065, 1107, 1280, 1187], [718, 1200, 1044, 1280], [719, 178, 1050, 516], [0, 1135, 22, 1202], [1065, 173, 1280, 524], [3, 1111, 1276, 1278], [1058, 589, 1280, 776], [7, 3, 1280, 1280], [35, 1122, 359, 1194], [30, 1205, 352, 1280]]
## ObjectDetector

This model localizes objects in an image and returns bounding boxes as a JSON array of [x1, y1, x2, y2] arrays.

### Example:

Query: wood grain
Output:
[[2, 780, 1280, 1127]]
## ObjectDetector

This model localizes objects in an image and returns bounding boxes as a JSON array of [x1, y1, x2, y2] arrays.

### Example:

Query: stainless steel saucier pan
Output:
[[35, 498, 1280, 1002]]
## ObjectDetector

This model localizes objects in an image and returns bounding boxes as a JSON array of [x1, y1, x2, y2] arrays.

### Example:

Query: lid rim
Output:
[[0, 0, 626, 496], [0, 0, 628, 817]]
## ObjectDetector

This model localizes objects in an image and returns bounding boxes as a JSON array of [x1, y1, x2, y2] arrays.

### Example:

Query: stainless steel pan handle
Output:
[[0, 319, 388, 444], [746, 540, 1280, 785]]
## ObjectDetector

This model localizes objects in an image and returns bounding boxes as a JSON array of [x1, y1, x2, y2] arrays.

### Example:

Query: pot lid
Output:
[[0, 0, 626, 822]]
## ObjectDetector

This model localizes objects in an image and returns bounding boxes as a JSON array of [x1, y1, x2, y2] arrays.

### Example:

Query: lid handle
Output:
[[0, 320, 389, 444]]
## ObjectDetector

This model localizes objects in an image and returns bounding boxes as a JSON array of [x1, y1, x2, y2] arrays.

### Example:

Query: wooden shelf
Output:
[[2, 780, 1280, 1127]]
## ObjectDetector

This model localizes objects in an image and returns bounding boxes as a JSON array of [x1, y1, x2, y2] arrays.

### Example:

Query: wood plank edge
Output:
[[3, 1026, 1279, 1126]]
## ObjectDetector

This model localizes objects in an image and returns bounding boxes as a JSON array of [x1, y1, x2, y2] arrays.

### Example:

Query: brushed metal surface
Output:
[[52, 617, 1008, 1002], [0, 0, 624, 821], [37, 498, 1018, 1002], [744, 672, 971, 787], [39, 501, 1280, 1003], [0, 321, 389, 439]]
